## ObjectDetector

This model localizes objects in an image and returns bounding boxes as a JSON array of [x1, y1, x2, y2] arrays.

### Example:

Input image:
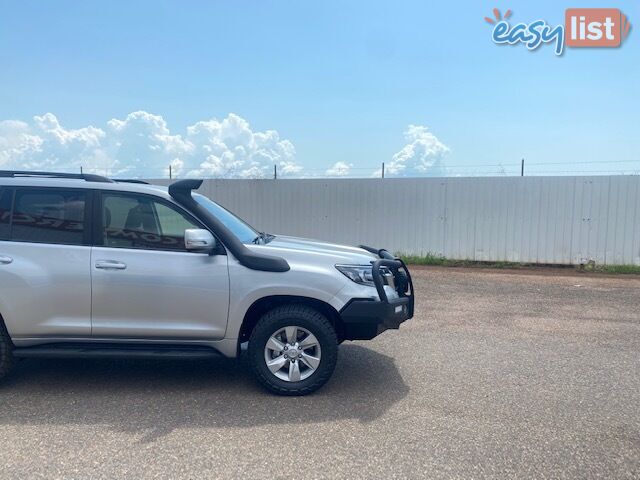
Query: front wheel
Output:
[[248, 305, 338, 396]]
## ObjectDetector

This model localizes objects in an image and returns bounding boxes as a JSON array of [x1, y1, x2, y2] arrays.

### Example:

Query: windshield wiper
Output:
[[252, 232, 274, 244]]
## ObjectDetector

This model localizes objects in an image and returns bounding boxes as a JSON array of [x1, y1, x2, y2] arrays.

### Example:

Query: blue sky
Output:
[[0, 0, 638, 177]]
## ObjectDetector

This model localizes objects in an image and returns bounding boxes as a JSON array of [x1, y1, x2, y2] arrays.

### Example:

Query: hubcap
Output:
[[264, 326, 321, 382]]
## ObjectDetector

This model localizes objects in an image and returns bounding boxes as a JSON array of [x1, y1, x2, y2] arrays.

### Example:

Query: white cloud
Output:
[[0, 115, 451, 179], [381, 124, 450, 177], [325, 161, 352, 177], [0, 111, 300, 178]]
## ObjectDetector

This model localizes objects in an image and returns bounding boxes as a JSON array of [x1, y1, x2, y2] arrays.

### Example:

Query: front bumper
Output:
[[339, 249, 414, 340], [340, 296, 412, 340]]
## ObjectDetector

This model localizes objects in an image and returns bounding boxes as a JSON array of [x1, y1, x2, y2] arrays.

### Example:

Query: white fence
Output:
[[150, 176, 640, 265]]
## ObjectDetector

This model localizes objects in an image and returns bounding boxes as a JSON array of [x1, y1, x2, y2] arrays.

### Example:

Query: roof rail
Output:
[[113, 179, 150, 185], [0, 170, 113, 183]]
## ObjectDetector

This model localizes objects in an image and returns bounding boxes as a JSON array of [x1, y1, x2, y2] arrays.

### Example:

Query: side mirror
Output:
[[184, 229, 216, 252]]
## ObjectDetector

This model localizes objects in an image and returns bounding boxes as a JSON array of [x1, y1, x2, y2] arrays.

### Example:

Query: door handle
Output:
[[0, 255, 13, 265], [95, 260, 127, 270]]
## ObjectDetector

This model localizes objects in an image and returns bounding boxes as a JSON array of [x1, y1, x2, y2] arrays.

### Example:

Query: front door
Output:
[[91, 191, 229, 340]]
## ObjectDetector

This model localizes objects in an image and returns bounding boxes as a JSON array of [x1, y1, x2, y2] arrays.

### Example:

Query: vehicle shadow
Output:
[[0, 344, 409, 441]]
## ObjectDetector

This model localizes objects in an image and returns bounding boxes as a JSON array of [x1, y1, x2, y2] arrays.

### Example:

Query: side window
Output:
[[102, 193, 201, 251], [11, 189, 87, 245], [155, 202, 201, 239], [0, 189, 11, 240]]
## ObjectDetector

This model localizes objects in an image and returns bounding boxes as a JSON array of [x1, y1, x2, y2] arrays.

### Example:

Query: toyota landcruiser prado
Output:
[[0, 171, 413, 395]]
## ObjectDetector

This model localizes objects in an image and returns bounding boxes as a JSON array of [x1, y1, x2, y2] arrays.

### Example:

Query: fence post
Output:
[[274, 164, 277, 179], [521, 158, 525, 176], [382, 162, 385, 179]]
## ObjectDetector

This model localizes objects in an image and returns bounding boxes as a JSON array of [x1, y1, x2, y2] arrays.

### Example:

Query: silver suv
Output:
[[0, 171, 413, 395]]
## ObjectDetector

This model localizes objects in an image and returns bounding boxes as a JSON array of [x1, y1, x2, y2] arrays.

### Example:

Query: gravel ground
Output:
[[0, 267, 638, 479]]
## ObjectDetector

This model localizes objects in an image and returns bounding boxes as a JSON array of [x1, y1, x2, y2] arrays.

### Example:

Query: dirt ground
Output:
[[0, 267, 638, 479]]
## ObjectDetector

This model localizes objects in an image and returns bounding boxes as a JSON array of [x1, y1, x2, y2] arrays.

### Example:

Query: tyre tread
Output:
[[0, 317, 14, 381]]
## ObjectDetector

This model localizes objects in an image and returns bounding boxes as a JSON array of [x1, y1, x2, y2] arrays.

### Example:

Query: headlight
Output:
[[335, 264, 375, 286]]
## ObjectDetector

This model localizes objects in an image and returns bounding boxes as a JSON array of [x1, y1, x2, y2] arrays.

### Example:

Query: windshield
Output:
[[193, 193, 258, 244]]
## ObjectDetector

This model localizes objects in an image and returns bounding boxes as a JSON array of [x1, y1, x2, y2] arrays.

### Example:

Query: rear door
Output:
[[0, 186, 92, 338], [90, 191, 229, 339]]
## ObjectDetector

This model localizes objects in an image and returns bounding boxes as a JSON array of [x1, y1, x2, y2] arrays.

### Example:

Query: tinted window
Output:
[[102, 193, 200, 251], [11, 189, 87, 245], [0, 189, 11, 240]]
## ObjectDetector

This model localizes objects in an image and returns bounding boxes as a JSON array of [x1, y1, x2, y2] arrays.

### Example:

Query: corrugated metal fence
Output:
[[151, 176, 640, 265]]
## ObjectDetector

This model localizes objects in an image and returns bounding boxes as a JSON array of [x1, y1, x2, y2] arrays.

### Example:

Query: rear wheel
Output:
[[248, 305, 338, 396], [0, 320, 14, 381]]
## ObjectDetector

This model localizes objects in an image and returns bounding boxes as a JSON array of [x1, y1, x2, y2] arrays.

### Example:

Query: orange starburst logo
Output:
[[484, 8, 512, 25]]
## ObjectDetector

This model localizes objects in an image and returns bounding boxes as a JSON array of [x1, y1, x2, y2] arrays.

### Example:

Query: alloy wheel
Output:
[[263, 326, 322, 382]]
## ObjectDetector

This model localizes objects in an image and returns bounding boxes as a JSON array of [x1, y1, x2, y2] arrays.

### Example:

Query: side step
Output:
[[12, 343, 224, 360]]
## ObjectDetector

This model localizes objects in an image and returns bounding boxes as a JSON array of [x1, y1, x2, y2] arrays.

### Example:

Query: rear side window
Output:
[[0, 189, 11, 240], [11, 189, 87, 246]]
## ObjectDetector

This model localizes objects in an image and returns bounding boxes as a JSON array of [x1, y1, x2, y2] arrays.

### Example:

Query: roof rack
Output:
[[113, 179, 150, 185], [0, 170, 113, 183]]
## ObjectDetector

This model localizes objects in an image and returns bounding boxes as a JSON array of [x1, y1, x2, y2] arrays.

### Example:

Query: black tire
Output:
[[0, 319, 14, 382], [248, 304, 338, 396]]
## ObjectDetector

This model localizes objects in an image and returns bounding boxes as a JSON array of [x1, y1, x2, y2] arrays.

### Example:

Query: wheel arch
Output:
[[238, 295, 344, 346]]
